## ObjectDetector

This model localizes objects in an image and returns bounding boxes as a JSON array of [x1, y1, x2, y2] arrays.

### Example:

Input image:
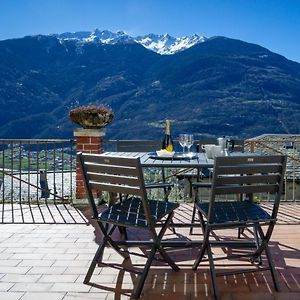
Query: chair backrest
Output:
[[77, 152, 154, 226], [116, 140, 162, 152], [209, 155, 287, 221]]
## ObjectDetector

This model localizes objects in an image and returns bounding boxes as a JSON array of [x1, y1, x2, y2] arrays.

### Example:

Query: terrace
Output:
[[0, 135, 300, 299]]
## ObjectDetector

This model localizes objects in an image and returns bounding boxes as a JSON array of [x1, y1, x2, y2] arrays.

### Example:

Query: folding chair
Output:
[[190, 139, 244, 234], [192, 155, 286, 300], [78, 152, 180, 299]]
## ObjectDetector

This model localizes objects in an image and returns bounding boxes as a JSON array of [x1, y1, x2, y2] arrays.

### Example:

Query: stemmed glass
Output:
[[186, 134, 194, 156], [178, 134, 187, 155]]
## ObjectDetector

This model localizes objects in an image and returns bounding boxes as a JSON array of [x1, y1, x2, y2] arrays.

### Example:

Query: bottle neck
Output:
[[165, 120, 171, 135]]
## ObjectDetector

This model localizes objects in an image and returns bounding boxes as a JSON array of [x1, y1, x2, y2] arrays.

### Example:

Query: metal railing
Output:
[[1, 135, 300, 224], [245, 134, 300, 202], [0, 139, 86, 224]]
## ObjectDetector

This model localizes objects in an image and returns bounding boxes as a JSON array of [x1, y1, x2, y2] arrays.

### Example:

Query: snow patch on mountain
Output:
[[55, 29, 134, 44], [54, 29, 207, 55], [135, 33, 206, 55]]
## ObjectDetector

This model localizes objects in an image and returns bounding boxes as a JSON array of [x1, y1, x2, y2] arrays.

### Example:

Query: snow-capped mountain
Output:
[[55, 29, 134, 45], [135, 33, 206, 55], [54, 29, 207, 55]]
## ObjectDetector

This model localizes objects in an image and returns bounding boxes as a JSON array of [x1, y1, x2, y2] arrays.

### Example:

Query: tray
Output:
[[148, 152, 197, 160]]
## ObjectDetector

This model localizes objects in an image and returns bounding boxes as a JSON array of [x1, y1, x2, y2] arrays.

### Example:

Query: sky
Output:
[[1, 0, 300, 62]]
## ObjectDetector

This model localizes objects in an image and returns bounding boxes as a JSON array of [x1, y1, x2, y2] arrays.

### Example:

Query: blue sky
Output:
[[1, 0, 300, 62]]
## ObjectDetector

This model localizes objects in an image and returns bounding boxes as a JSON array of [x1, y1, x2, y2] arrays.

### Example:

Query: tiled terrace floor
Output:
[[0, 204, 300, 300]]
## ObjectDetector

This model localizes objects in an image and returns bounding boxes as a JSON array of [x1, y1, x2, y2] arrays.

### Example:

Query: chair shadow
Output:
[[82, 206, 300, 298], [220, 229, 300, 294]]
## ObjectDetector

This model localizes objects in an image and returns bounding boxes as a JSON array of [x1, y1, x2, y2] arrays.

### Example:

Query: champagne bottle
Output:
[[162, 119, 174, 151]]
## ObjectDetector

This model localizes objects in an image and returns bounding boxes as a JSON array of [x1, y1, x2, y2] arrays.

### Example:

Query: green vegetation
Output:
[[0, 147, 75, 172]]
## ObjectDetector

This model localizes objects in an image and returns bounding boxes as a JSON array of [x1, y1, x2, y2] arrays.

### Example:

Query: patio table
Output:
[[101, 151, 214, 168], [99, 151, 257, 249]]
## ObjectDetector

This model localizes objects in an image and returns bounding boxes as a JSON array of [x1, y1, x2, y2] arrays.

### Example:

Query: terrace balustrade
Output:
[[0, 139, 85, 224], [0, 134, 299, 224]]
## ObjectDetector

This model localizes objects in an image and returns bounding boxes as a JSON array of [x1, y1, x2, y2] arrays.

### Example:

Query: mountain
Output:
[[135, 33, 206, 55], [0, 33, 300, 141], [54, 29, 135, 46], [53, 29, 207, 55]]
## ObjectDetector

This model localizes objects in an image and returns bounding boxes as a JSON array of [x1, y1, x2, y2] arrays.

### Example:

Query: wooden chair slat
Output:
[[218, 164, 282, 175], [87, 172, 139, 186], [90, 181, 143, 196], [85, 163, 138, 177], [214, 183, 279, 195], [82, 153, 139, 167], [216, 174, 281, 185], [216, 155, 284, 165]]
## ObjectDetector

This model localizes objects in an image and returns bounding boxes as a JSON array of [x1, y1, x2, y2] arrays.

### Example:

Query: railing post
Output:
[[74, 128, 105, 199]]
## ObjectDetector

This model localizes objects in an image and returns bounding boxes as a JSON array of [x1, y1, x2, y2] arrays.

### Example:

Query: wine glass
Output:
[[178, 134, 187, 155], [186, 134, 194, 156]]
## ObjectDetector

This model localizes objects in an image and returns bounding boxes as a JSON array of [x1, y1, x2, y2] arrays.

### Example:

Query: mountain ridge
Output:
[[0, 33, 300, 140], [52, 29, 207, 55]]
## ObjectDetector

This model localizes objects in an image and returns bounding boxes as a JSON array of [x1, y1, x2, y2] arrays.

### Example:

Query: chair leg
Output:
[[164, 186, 176, 234], [256, 226, 280, 291], [158, 246, 180, 271], [188, 178, 193, 198], [156, 213, 180, 271], [106, 237, 130, 260], [192, 228, 220, 300], [84, 221, 131, 285], [133, 212, 179, 298], [189, 201, 197, 235], [193, 228, 210, 270], [84, 236, 108, 284], [158, 212, 174, 239], [190, 185, 199, 235], [198, 210, 206, 232], [169, 218, 176, 234], [161, 168, 169, 202], [98, 222, 129, 259], [252, 222, 275, 259], [252, 225, 262, 264], [264, 240, 280, 291], [131, 246, 157, 299], [207, 244, 221, 300], [161, 168, 175, 234]]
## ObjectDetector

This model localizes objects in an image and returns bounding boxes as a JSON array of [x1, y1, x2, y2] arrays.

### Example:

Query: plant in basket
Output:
[[69, 105, 114, 129]]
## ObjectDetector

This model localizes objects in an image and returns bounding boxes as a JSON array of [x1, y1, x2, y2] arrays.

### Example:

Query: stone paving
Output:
[[0, 204, 300, 299]]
